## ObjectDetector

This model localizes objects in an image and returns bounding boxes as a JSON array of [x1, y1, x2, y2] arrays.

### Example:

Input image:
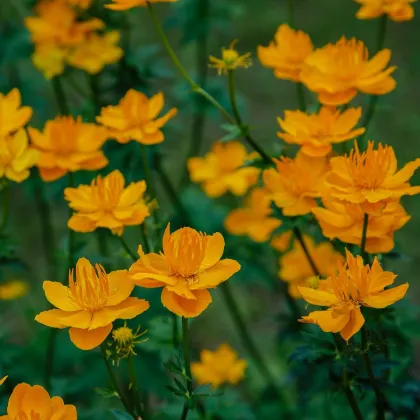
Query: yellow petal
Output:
[[298, 286, 340, 306], [340, 307, 365, 342], [192, 259, 241, 290], [362, 284, 409, 308], [7, 383, 31, 418], [21, 385, 53, 419], [35, 309, 92, 329], [161, 287, 212, 318], [106, 270, 134, 306], [69, 324, 113, 350], [200, 233, 225, 270], [299, 308, 350, 333], [43, 281, 78, 311]]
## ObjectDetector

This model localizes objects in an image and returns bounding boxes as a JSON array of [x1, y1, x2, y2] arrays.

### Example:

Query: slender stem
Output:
[[140, 224, 151, 254], [67, 173, 75, 272], [360, 213, 369, 261], [181, 317, 192, 420], [293, 226, 321, 276], [89, 74, 100, 115], [97, 229, 110, 270], [172, 313, 179, 349], [0, 182, 10, 232], [180, 403, 189, 420], [376, 15, 388, 51], [141, 145, 157, 200], [118, 235, 138, 262], [342, 369, 365, 420], [44, 329, 58, 391], [52, 77, 70, 115], [296, 83, 306, 111], [287, 0, 295, 27], [128, 355, 145, 418]]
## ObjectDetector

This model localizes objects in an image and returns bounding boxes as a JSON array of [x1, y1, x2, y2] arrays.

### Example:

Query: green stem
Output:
[[287, 0, 295, 27], [180, 403, 189, 420], [0, 182, 10, 232], [97, 229, 110, 270], [296, 83, 306, 111], [118, 235, 138, 262], [140, 224, 152, 254], [376, 15, 388, 51], [342, 369, 365, 420], [181, 317, 192, 419], [67, 173, 75, 273], [128, 355, 145, 418], [141, 145, 157, 200], [172, 313, 179, 349], [44, 329, 58, 391], [52, 76, 70, 115], [360, 213, 369, 261], [293, 226, 321, 276]]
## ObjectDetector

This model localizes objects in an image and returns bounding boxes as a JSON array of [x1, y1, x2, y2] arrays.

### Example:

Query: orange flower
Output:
[[263, 151, 328, 216], [96, 89, 177, 145], [299, 249, 409, 341], [105, 0, 178, 10], [65, 170, 150, 236], [209, 40, 252, 75], [301, 37, 396, 105], [327, 141, 420, 215], [130, 224, 240, 318], [271, 230, 293, 253], [277, 107, 365, 157], [258, 24, 313, 82], [0, 89, 33, 137], [0, 383, 77, 419], [224, 188, 281, 242], [35, 258, 149, 350], [188, 141, 260, 197], [355, 0, 416, 21], [279, 235, 344, 298], [313, 196, 410, 253], [28, 116, 108, 182], [32, 45, 68, 79]]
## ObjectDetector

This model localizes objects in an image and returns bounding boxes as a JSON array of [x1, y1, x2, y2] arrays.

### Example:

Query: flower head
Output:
[[0, 280, 29, 300], [279, 235, 344, 298], [301, 37, 396, 105], [225, 188, 281, 242], [35, 258, 149, 350], [263, 152, 329, 216], [29, 116, 108, 182], [130, 224, 240, 318], [277, 107, 365, 157], [299, 249, 409, 341], [65, 170, 150, 236], [271, 230, 293, 253], [111, 323, 147, 363], [209, 40, 252, 75], [0, 88, 33, 137], [191, 344, 247, 389], [1, 383, 77, 419], [32, 45, 68, 79], [96, 89, 177, 145], [355, 0, 416, 21], [327, 141, 420, 214], [105, 0, 178, 10], [258, 24, 313, 82], [188, 141, 260, 197], [0, 130, 39, 183]]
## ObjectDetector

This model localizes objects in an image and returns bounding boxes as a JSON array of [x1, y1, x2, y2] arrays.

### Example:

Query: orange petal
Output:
[[106, 270, 134, 306], [192, 259, 241, 290], [69, 324, 113, 350], [21, 385, 53, 419], [35, 309, 92, 329], [298, 286, 340, 306], [7, 383, 31, 418], [161, 287, 212, 318], [299, 308, 350, 333], [340, 307, 365, 342], [200, 233, 225, 270], [43, 281, 78, 311], [362, 284, 409, 308]]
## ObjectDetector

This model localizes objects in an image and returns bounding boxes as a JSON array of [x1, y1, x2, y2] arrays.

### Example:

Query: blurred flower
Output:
[[277, 107, 365, 157], [0, 130, 40, 183], [209, 40, 252, 75], [191, 344, 247, 389], [36, 258, 149, 350], [65, 170, 150, 236], [0, 376, 7, 385], [32, 45, 68, 79], [313, 196, 410, 253], [68, 31, 123, 74], [130, 224, 240, 318], [258, 24, 313, 82], [105, 0, 178, 10], [0, 280, 29, 300], [224, 188, 281, 242], [29, 116, 108, 182], [301, 37, 396, 105], [299, 249, 408, 341], [279, 235, 344, 298], [0, 383, 77, 419], [188, 141, 260, 197], [271, 230, 293, 253], [355, 0, 416, 21], [96, 89, 177, 145], [263, 151, 328, 216], [327, 141, 420, 215], [0, 89, 33, 137], [111, 323, 147, 362], [68, 0, 93, 8]]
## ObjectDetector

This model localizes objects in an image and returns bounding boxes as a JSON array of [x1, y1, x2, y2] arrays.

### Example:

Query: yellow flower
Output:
[[209, 40, 252, 75], [68, 0, 93, 8], [327, 141, 420, 215], [0, 130, 40, 183], [188, 141, 260, 198], [105, 0, 178, 10], [258, 24, 313, 82], [313, 196, 410, 254], [130, 224, 241, 318], [65, 170, 150, 236], [68, 31, 123, 74], [96, 89, 177, 145], [271, 230, 293, 253], [355, 0, 416, 21], [299, 249, 409, 341], [224, 188, 281, 242], [301, 37, 396, 105], [191, 344, 247, 389], [29, 116, 108, 182], [0, 89, 33, 137], [263, 151, 329, 216], [35, 258, 150, 350], [279, 235, 344, 298], [0, 376, 7, 385], [0, 383, 77, 419], [277, 107, 365, 157], [111, 323, 147, 362], [32, 45, 68, 79], [0, 280, 29, 300]]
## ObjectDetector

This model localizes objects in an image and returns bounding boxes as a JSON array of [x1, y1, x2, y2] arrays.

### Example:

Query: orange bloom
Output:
[[35, 258, 149, 350], [277, 107, 365, 157], [28, 116, 108, 182], [299, 249, 409, 341], [105, 0, 178, 10], [301, 37, 396, 105], [258, 24, 313, 82], [209, 40, 252, 75], [263, 152, 328, 216], [271, 230, 293, 253], [188, 141, 260, 198], [355, 0, 416, 21], [279, 235, 344, 298], [313, 196, 410, 253], [224, 188, 281, 242], [96, 89, 177, 145], [327, 141, 420, 215], [130, 224, 240, 318], [0, 383, 77, 419], [65, 170, 150, 236], [32, 45, 68, 79], [0, 89, 33, 137]]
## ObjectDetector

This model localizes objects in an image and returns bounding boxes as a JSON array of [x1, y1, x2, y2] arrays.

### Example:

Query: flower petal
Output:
[[69, 324, 113, 350], [21, 385, 53, 419], [161, 287, 212, 318], [200, 233, 225, 270], [43, 281, 79, 311], [192, 259, 241, 290], [106, 270, 134, 306], [7, 383, 31, 419], [340, 307, 365, 342], [362, 284, 409, 308], [299, 308, 350, 333], [35, 309, 92, 329], [298, 286, 340, 306]]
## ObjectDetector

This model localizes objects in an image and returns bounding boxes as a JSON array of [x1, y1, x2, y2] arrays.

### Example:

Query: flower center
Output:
[[91, 174, 123, 211]]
